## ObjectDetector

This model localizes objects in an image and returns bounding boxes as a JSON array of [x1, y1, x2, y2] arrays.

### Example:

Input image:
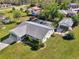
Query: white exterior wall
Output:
[[42, 30, 54, 43]]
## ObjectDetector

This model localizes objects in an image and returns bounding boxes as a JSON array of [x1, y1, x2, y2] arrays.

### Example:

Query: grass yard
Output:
[[0, 25, 79, 59], [0, 16, 29, 41], [0, 5, 29, 41], [0, 23, 17, 40]]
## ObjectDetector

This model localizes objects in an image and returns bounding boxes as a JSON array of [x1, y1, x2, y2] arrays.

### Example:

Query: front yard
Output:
[[0, 25, 79, 59]]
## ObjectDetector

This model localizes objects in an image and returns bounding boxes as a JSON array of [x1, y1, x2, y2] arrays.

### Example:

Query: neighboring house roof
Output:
[[59, 18, 73, 27], [71, 8, 79, 12], [58, 10, 77, 15], [69, 3, 79, 12], [69, 3, 79, 8], [10, 21, 53, 40]]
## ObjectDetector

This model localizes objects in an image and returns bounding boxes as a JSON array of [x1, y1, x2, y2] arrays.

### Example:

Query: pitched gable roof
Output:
[[10, 22, 26, 37], [26, 22, 53, 39]]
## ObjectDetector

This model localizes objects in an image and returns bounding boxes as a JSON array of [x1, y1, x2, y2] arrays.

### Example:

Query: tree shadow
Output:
[[21, 39, 38, 51], [62, 34, 75, 40]]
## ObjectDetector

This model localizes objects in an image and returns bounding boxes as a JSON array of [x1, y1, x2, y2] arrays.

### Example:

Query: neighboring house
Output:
[[0, 16, 10, 24], [69, 3, 79, 12], [58, 3, 79, 16], [2, 17, 11, 24], [0, 4, 14, 8], [58, 9, 77, 16], [2, 19, 10, 24], [56, 18, 73, 33], [10, 21, 54, 43]]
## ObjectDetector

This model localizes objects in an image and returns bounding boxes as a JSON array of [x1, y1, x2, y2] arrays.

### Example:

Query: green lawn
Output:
[[0, 5, 29, 40], [0, 23, 17, 39], [0, 16, 29, 41], [0, 25, 79, 59]]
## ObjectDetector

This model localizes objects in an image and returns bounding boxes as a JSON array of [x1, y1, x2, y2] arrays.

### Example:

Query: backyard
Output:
[[0, 25, 78, 59]]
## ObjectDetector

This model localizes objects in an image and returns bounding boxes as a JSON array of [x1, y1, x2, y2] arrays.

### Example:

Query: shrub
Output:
[[28, 36, 33, 42], [59, 2, 69, 10], [32, 39, 40, 50], [32, 39, 45, 50], [13, 10, 21, 18], [63, 33, 75, 40], [40, 43, 45, 48], [12, 7, 16, 10], [30, 4, 35, 7], [20, 8, 23, 12]]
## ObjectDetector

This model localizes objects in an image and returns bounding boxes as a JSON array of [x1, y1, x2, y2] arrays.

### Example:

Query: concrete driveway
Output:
[[0, 35, 16, 51]]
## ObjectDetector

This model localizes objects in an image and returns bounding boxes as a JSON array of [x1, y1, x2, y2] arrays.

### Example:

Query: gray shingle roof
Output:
[[10, 23, 26, 37]]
